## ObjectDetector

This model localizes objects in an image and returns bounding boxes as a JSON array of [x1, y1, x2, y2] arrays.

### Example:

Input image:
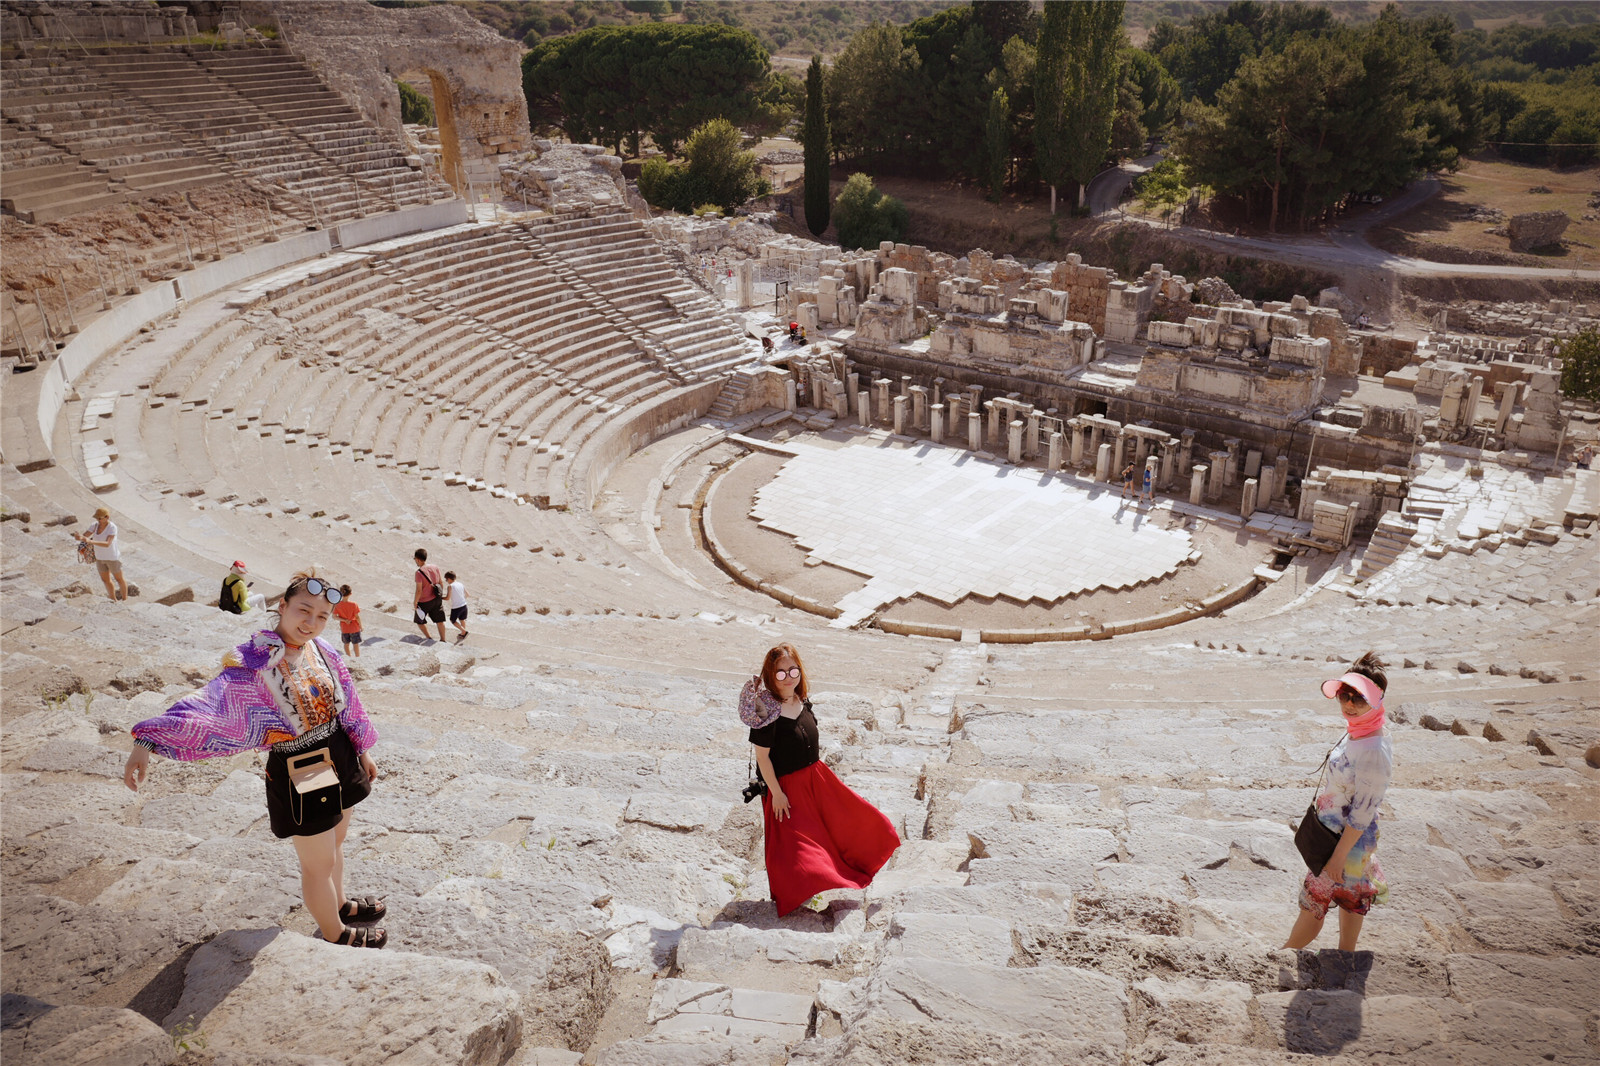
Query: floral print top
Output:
[[1316, 731, 1393, 832]]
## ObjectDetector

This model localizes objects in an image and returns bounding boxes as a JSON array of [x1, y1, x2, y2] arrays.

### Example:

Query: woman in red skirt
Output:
[[744, 643, 900, 916]]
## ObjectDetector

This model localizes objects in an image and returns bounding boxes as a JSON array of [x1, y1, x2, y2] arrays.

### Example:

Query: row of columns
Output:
[[791, 362, 1291, 517]]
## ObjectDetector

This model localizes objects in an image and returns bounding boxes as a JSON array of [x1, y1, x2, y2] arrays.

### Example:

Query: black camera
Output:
[[741, 778, 768, 804]]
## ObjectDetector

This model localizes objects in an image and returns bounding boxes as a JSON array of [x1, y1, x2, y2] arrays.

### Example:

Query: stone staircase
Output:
[[706, 369, 757, 421], [1355, 510, 1418, 582]]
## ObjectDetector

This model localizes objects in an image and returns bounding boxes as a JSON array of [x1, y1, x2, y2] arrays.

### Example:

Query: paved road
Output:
[[1086, 153, 1164, 217], [1101, 168, 1600, 281]]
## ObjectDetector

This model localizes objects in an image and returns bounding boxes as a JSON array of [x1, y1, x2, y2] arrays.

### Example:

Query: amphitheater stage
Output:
[[700, 428, 1276, 633]]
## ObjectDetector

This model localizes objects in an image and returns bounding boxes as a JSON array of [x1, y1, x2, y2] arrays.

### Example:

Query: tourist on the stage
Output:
[[743, 643, 900, 916], [1283, 651, 1392, 952], [124, 569, 388, 948], [1120, 462, 1137, 500]]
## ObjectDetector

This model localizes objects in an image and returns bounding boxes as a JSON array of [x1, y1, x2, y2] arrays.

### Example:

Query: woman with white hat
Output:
[[1283, 651, 1393, 952]]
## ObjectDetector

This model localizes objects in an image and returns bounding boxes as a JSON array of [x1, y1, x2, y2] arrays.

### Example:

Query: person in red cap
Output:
[[1284, 651, 1393, 952], [220, 561, 265, 614]]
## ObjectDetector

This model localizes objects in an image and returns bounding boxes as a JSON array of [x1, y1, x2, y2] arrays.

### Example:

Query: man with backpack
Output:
[[219, 560, 265, 614], [412, 548, 447, 642]]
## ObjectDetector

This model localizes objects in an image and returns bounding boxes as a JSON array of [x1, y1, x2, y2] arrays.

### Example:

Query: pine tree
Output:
[[1035, 0, 1126, 214], [984, 86, 1011, 201], [802, 55, 832, 236]]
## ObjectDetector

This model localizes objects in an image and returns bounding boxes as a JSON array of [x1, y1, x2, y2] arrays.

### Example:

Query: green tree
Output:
[[1559, 328, 1600, 402], [523, 24, 773, 155], [1121, 48, 1180, 136], [984, 85, 1011, 200], [833, 172, 908, 251], [682, 117, 762, 211], [1134, 158, 1190, 227], [801, 55, 831, 235], [1035, 0, 1125, 214], [830, 22, 925, 166], [397, 80, 435, 126]]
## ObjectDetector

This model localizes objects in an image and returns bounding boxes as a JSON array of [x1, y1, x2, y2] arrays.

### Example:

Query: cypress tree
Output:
[[802, 54, 831, 236]]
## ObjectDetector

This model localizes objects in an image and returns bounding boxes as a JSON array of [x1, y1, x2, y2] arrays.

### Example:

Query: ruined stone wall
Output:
[[1356, 334, 1420, 377], [1047, 256, 1112, 334], [244, 0, 528, 188]]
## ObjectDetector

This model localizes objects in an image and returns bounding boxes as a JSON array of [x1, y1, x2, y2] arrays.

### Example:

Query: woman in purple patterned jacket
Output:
[[123, 569, 387, 948]]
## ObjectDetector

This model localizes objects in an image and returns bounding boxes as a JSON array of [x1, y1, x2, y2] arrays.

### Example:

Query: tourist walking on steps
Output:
[[1120, 463, 1136, 500], [743, 643, 900, 917], [124, 569, 387, 948], [1283, 651, 1393, 953], [76, 507, 127, 601], [445, 570, 469, 640], [412, 548, 446, 642], [333, 584, 362, 658]]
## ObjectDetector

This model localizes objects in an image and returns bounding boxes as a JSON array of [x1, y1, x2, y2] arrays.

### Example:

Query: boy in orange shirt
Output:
[[333, 584, 363, 657]]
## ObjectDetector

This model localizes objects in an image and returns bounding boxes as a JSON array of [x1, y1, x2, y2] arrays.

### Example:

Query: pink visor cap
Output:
[[1320, 672, 1384, 712]]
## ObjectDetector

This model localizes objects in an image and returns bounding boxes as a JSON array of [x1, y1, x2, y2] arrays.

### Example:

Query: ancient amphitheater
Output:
[[2, 3, 1597, 1065]]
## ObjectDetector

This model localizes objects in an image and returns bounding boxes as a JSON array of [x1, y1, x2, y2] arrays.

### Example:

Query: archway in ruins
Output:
[[424, 70, 464, 194], [398, 68, 465, 194]]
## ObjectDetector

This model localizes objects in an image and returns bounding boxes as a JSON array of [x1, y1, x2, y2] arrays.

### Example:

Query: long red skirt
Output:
[[762, 761, 900, 916]]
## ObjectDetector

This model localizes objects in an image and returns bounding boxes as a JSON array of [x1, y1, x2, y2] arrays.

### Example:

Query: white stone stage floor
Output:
[[749, 437, 1196, 627]]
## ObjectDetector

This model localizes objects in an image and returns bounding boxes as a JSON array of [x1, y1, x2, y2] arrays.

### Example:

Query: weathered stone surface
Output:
[[1132, 976, 1254, 1045], [1446, 953, 1600, 1014], [164, 929, 522, 1065], [1, 994, 173, 1066], [1507, 209, 1570, 252], [1255, 991, 1445, 1057], [885, 912, 1013, 966], [1015, 925, 1286, 993], [1, 893, 205, 1001]]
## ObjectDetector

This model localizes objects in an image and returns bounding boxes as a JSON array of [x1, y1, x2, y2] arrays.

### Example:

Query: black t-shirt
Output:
[[748, 701, 819, 780]]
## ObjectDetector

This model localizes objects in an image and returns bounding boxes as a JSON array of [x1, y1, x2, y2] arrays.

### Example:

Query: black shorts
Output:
[[264, 726, 370, 838], [449, 606, 468, 623], [341, 631, 362, 644], [417, 598, 445, 624]]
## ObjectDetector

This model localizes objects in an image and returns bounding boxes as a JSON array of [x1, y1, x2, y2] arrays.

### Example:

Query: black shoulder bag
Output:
[[1292, 736, 1344, 873]]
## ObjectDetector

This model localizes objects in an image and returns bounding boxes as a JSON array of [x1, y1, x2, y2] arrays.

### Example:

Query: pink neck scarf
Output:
[[1322, 672, 1387, 738]]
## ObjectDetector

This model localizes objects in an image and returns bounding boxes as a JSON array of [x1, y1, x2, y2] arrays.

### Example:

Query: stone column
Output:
[[893, 395, 907, 435], [784, 377, 797, 412], [966, 385, 984, 423], [1025, 412, 1040, 459], [1180, 429, 1197, 476], [1133, 433, 1148, 467], [846, 371, 860, 413], [1113, 429, 1129, 474], [1223, 438, 1240, 488], [1494, 386, 1516, 435], [1208, 450, 1229, 499], [810, 374, 825, 410], [1089, 421, 1105, 459], [858, 390, 872, 428], [945, 393, 963, 425], [874, 378, 891, 422], [1008, 420, 1024, 464], [1241, 477, 1259, 518], [1144, 455, 1159, 496], [987, 400, 1004, 446], [1190, 464, 1208, 505], [900, 374, 912, 397], [1160, 441, 1177, 489], [968, 410, 982, 451], [910, 385, 928, 430], [1258, 464, 1276, 502], [1095, 442, 1113, 482], [1048, 431, 1063, 470], [1465, 375, 1484, 425], [1070, 420, 1086, 466], [1275, 455, 1289, 498], [930, 403, 945, 443], [831, 382, 848, 420]]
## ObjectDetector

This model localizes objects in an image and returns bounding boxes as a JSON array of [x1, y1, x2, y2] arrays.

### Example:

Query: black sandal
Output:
[[339, 896, 387, 923], [334, 925, 387, 948]]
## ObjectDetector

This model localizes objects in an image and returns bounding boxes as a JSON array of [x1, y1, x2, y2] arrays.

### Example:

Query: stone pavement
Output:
[[750, 438, 1195, 628], [4, 488, 1597, 1064]]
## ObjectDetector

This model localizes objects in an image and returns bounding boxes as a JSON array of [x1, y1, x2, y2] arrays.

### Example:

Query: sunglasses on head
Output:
[[288, 577, 342, 605], [1336, 685, 1368, 708], [772, 667, 801, 681]]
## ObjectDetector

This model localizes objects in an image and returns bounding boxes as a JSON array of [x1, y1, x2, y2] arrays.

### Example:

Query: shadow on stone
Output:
[[161, 927, 280, 1031], [125, 935, 210, 1026], [1281, 987, 1365, 1055]]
